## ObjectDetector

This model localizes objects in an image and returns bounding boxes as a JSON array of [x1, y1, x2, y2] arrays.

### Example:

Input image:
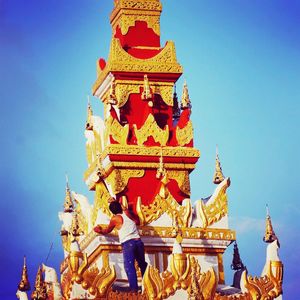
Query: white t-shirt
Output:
[[117, 213, 140, 243]]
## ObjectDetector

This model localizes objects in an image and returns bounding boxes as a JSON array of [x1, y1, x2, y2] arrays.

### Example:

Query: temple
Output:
[[16, 1, 283, 299]]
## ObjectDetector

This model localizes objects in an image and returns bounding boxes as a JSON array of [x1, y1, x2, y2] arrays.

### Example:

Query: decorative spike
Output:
[[141, 75, 153, 105], [213, 145, 225, 184], [86, 96, 93, 130], [108, 78, 118, 105], [172, 84, 181, 121], [181, 80, 192, 109], [263, 205, 278, 243], [231, 241, 245, 271], [18, 256, 31, 292], [31, 265, 47, 300], [63, 176, 74, 213]]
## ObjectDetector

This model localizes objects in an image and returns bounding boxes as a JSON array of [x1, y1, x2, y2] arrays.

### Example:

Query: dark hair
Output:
[[109, 201, 123, 215]]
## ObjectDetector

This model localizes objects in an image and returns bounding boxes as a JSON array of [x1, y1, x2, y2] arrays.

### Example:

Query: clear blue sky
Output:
[[0, 0, 299, 299]]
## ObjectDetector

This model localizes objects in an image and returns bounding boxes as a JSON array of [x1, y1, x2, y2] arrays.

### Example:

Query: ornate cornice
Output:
[[93, 39, 182, 94], [111, 0, 162, 36]]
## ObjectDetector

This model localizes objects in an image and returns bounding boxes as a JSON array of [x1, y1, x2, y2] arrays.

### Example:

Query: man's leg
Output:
[[122, 240, 139, 291], [135, 239, 148, 276]]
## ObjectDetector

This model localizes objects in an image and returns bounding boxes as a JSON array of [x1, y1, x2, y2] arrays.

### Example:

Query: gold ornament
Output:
[[105, 114, 129, 145], [133, 113, 169, 146], [197, 178, 230, 228], [105, 169, 145, 194], [176, 120, 194, 146]]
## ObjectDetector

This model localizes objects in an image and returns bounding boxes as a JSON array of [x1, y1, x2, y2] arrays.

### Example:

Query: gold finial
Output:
[[70, 210, 83, 239], [231, 241, 245, 271], [108, 78, 118, 105], [18, 256, 31, 292], [263, 204, 278, 243], [213, 145, 225, 184], [141, 75, 153, 106], [181, 80, 192, 109], [31, 265, 47, 300], [64, 175, 74, 213], [172, 84, 181, 121], [86, 96, 93, 130]]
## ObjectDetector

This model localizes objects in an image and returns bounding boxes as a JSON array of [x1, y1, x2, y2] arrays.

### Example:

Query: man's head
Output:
[[109, 201, 123, 215]]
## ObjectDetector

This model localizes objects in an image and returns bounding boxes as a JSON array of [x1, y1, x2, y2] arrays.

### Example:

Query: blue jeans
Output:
[[122, 239, 148, 291]]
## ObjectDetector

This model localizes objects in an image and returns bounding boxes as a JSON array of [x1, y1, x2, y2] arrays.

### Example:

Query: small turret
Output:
[[213, 146, 225, 184], [181, 80, 192, 109], [18, 256, 31, 292], [172, 84, 181, 122], [263, 205, 278, 243], [141, 75, 153, 106], [31, 266, 47, 300], [86, 96, 93, 130], [64, 175, 74, 213], [231, 241, 246, 289], [231, 241, 245, 271]]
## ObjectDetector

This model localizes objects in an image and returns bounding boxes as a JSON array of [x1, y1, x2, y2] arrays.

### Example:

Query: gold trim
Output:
[[101, 144, 200, 159]]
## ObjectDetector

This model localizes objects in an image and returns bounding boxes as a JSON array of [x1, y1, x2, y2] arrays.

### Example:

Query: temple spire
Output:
[[263, 204, 278, 243], [31, 265, 47, 300], [18, 256, 31, 292], [231, 241, 245, 271], [64, 175, 74, 213], [86, 96, 93, 130], [172, 84, 181, 121], [213, 145, 225, 184], [181, 80, 192, 109]]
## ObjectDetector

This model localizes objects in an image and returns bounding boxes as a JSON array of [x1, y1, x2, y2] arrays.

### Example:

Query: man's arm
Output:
[[94, 216, 119, 235]]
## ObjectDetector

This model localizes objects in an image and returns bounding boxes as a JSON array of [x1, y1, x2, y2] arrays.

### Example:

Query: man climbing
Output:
[[94, 201, 148, 292]]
